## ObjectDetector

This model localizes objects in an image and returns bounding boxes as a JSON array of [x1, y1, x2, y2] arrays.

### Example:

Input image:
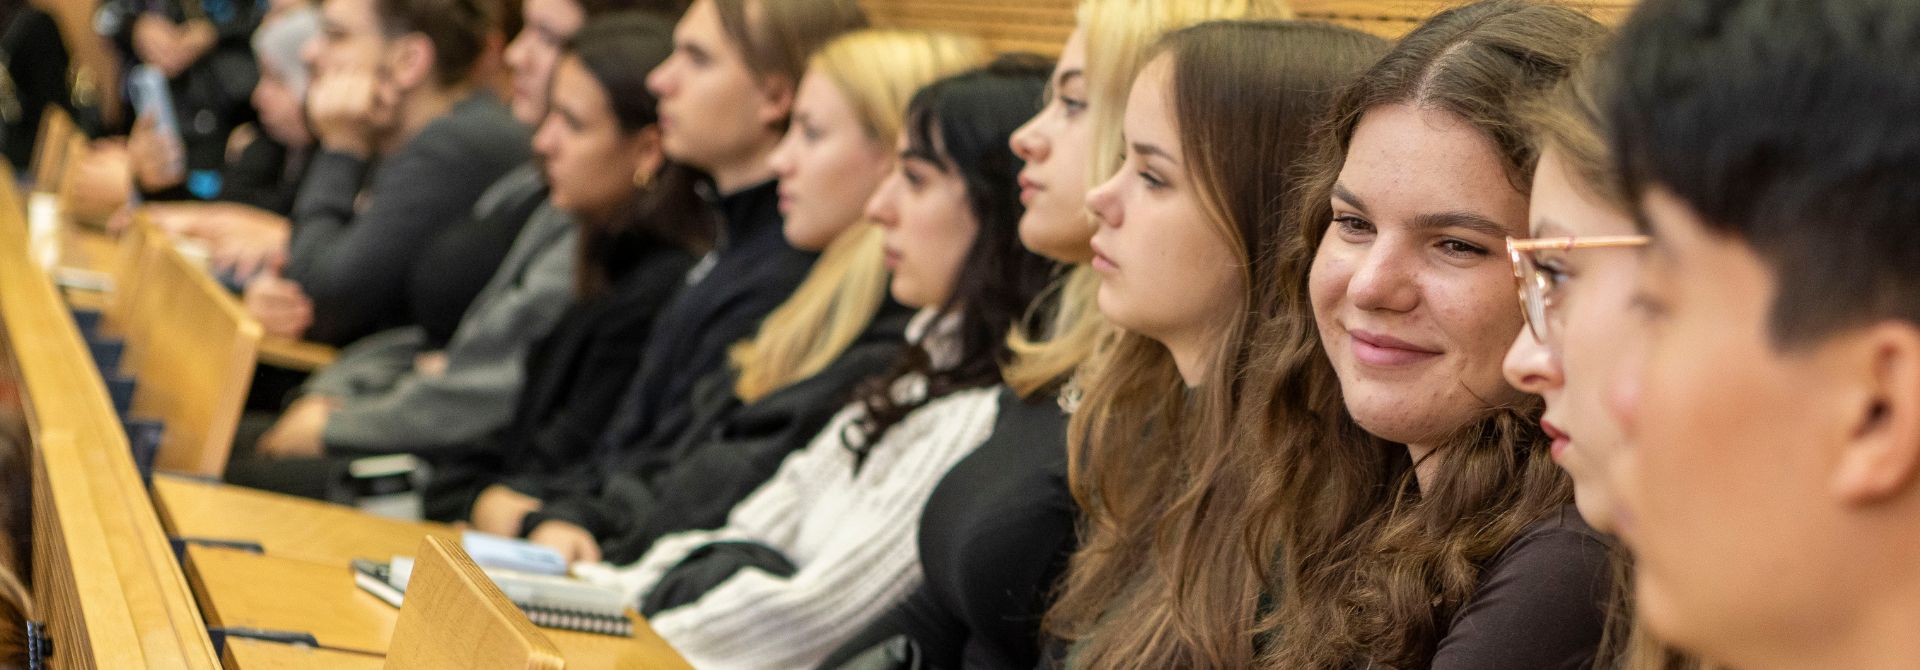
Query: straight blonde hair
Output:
[[729, 30, 989, 401], [1002, 0, 1294, 398]]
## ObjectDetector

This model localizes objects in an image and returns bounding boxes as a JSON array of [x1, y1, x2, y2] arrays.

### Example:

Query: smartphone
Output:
[[126, 64, 186, 178]]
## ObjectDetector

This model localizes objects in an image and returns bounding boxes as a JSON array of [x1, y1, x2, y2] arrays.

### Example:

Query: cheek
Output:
[[1307, 244, 1350, 323], [1434, 270, 1526, 371]]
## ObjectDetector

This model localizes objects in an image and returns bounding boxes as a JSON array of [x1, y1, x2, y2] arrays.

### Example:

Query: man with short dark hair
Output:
[[1605, 0, 1920, 667], [245, 0, 530, 347]]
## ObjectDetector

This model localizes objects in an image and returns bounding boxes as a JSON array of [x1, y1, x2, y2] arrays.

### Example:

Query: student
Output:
[[1, 0, 86, 171], [1244, 2, 1612, 667], [820, 4, 1293, 669], [463, 0, 867, 538], [1033, 21, 1380, 668], [241, 0, 679, 471], [1500, 58, 1701, 670], [566, 58, 1055, 670], [97, 0, 265, 182], [244, 0, 531, 346], [501, 29, 988, 555], [1602, 0, 1920, 667], [135, 5, 321, 281]]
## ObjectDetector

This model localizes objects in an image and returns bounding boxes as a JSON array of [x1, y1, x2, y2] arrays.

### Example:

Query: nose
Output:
[[864, 172, 900, 228], [1010, 114, 1046, 163], [1503, 327, 1562, 397], [768, 129, 798, 178], [646, 56, 677, 99], [1346, 242, 1421, 313], [532, 117, 559, 159], [301, 38, 321, 72], [1085, 170, 1123, 229]]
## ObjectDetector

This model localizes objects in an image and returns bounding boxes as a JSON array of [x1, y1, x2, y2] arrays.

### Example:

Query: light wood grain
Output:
[[0, 167, 222, 669], [223, 638, 388, 670], [153, 474, 462, 567], [386, 537, 565, 670], [258, 336, 339, 372]]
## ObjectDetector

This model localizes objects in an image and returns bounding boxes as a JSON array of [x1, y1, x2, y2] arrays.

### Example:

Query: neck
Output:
[[381, 82, 470, 155], [1746, 567, 1920, 670], [1406, 443, 1440, 492], [1161, 325, 1220, 388], [707, 136, 780, 195]]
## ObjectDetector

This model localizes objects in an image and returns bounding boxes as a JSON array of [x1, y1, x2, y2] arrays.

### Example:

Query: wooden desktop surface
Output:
[[157, 477, 693, 668], [222, 637, 386, 670], [153, 474, 461, 567]]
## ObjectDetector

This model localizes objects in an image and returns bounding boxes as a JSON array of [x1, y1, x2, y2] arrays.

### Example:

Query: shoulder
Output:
[[410, 96, 532, 165], [1433, 506, 1612, 668]]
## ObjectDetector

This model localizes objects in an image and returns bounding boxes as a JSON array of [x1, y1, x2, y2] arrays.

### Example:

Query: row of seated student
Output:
[[171, 0, 1920, 669]]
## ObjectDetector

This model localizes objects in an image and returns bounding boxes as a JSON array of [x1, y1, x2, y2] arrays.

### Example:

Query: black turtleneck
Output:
[[501, 179, 817, 501]]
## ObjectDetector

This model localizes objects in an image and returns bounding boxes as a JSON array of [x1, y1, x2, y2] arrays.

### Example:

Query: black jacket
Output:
[[521, 299, 915, 563], [421, 235, 695, 522], [499, 179, 817, 500]]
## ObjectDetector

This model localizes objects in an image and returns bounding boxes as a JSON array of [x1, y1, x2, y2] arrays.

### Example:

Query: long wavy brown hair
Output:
[[1044, 20, 1386, 669], [1241, 2, 1609, 667]]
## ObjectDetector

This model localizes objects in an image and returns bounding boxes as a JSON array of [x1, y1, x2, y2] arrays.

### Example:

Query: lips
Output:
[[1018, 174, 1043, 205], [883, 246, 902, 269], [1088, 238, 1117, 274], [1541, 418, 1572, 461], [1347, 328, 1441, 367]]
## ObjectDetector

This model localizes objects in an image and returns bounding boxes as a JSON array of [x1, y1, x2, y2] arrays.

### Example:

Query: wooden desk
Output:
[[184, 546, 693, 669], [152, 475, 460, 566], [223, 638, 386, 670]]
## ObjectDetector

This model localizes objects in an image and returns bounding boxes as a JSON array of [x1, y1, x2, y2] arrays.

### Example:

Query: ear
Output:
[[632, 125, 664, 186], [753, 75, 795, 131], [1831, 321, 1920, 505], [386, 33, 437, 90]]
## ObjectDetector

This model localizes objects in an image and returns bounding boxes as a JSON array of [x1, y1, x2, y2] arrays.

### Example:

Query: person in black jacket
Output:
[[465, 0, 868, 536], [97, 0, 264, 181], [493, 29, 989, 564], [0, 0, 83, 172]]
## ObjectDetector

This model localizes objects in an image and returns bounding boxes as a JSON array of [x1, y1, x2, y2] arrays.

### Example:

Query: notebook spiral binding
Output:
[[519, 605, 633, 637]]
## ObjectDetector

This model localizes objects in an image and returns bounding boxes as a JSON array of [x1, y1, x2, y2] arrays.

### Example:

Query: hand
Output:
[[257, 395, 338, 458], [244, 274, 314, 338], [128, 114, 186, 191], [528, 521, 603, 564], [130, 15, 180, 70], [306, 69, 394, 158], [66, 141, 133, 222], [470, 485, 542, 536], [204, 206, 290, 280], [413, 351, 449, 379]]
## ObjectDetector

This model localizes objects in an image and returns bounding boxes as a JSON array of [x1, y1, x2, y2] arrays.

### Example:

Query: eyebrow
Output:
[[1331, 183, 1367, 212], [1057, 69, 1084, 87], [1132, 141, 1177, 165], [1413, 210, 1513, 240]]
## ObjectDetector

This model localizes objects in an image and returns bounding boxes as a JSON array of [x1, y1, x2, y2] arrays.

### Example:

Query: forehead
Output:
[[1122, 56, 1177, 147], [795, 73, 854, 118], [524, 0, 584, 28], [1057, 28, 1088, 72], [548, 56, 605, 108], [1339, 103, 1523, 224], [322, 0, 379, 32], [1531, 147, 1638, 238]]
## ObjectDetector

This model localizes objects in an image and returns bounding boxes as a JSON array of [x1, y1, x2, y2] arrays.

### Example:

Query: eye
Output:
[[1061, 96, 1088, 118], [901, 165, 925, 189], [1628, 290, 1669, 323], [1333, 214, 1373, 237], [1437, 238, 1489, 258], [800, 122, 823, 142], [1137, 169, 1167, 190], [1535, 256, 1572, 289]]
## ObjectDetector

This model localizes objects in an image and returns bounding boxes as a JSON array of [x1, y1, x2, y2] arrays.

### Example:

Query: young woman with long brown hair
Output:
[[1042, 20, 1384, 668], [1249, 1, 1613, 667]]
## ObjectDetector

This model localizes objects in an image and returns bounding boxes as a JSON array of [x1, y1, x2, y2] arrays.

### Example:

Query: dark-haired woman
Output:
[[571, 58, 1056, 669], [412, 13, 708, 519]]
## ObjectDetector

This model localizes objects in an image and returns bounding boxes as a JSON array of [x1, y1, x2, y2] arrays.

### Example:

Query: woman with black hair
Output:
[[569, 56, 1056, 670]]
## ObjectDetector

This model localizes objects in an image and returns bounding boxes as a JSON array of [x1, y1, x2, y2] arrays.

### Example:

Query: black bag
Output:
[[639, 540, 796, 616]]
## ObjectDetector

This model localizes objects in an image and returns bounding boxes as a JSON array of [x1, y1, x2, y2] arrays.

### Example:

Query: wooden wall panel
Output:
[[857, 0, 1636, 53]]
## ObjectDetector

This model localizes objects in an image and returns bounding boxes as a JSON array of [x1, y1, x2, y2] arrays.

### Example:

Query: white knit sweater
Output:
[[573, 312, 1000, 670]]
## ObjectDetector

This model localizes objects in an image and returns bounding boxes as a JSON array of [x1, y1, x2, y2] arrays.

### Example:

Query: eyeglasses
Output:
[[1507, 235, 1650, 343]]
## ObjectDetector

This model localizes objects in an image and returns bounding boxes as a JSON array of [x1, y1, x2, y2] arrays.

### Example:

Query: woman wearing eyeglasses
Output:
[[1501, 60, 1699, 670]]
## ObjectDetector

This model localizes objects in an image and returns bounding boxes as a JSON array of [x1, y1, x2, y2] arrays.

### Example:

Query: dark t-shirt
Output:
[[1431, 505, 1613, 669]]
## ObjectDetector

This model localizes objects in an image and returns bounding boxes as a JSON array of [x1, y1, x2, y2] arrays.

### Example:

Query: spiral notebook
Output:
[[352, 557, 634, 637]]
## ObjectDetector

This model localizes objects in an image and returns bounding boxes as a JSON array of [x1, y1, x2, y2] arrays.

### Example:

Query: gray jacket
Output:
[[305, 180, 578, 453]]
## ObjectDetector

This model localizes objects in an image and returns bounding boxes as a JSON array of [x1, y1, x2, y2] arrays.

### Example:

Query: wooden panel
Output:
[[116, 222, 262, 476], [0, 167, 220, 669], [223, 638, 387, 670], [153, 474, 462, 568], [858, 0, 1637, 53], [384, 537, 565, 670]]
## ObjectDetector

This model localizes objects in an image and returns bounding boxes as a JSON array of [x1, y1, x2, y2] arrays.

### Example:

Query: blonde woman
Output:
[[516, 29, 990, 565]]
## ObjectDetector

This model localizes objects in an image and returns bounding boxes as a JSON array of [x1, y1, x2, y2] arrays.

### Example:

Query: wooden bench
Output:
[[386, 537, 566, 670], [0, 166, 221, 669]]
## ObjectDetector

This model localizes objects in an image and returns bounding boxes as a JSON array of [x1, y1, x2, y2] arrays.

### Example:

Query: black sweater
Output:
[[819, 387, 1077, 670], [286, 93, 530, 346], [523, 299, 914, 563], [501, 179, 817, 500], [420, 235, 695, 522]]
